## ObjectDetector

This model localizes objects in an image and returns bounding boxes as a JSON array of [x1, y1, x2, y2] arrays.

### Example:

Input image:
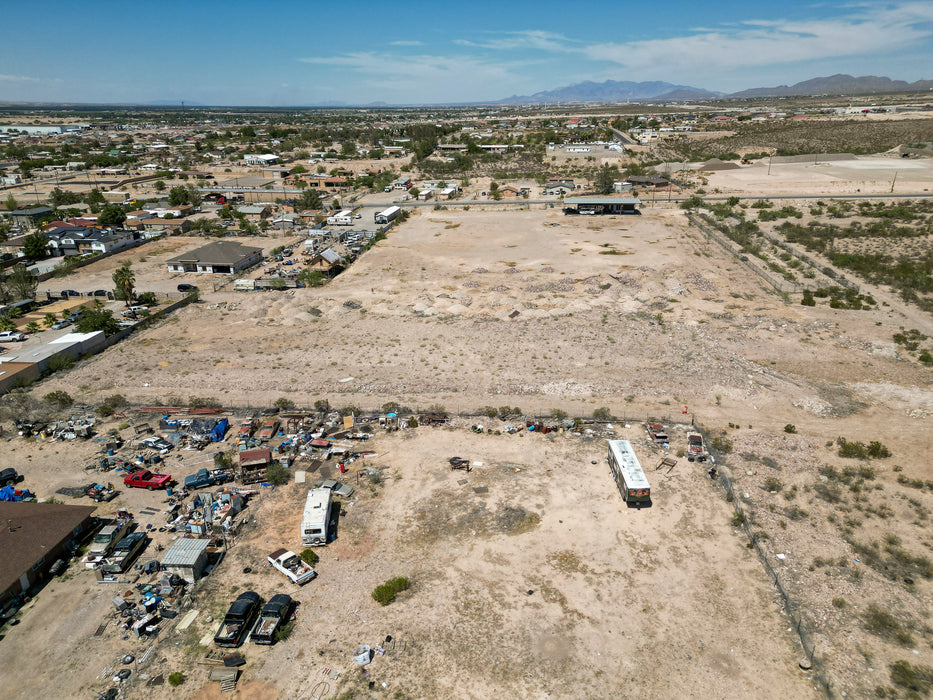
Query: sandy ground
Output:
[[2, 156, 933, 698], [0, 422, 819, 700]]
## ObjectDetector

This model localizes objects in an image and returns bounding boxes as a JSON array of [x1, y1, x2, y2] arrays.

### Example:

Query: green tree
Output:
[[43, 312, 57, 328], [0, 316, 15, 332], [595, 164, 619, 195], [22, 232, 49, 260], [186, 184, 202, 207], [290, 164, 307, 175], [75, 308, 120, 335], [340, 141, 357, 157], [85, 188, 106, 213], [6, 265, 37, 300], [297, 269, 324, 287], [5, 195, 16, 211], [168, 186, 188, 207], [297, 188, 322, 210], [97, 204, 126, 227], [25, 321, 40, 334], [112, 261, 135, 306], [49, 187, 80, 207], [154, 180, 165, 192]]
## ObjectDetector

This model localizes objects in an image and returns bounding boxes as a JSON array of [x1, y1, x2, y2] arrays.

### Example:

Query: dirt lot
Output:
[[0, 422, 818, 700], [3, 195, 933, 698]]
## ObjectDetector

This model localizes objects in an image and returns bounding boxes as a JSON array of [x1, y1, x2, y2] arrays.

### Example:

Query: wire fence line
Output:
[[705, 440, 834, 698]]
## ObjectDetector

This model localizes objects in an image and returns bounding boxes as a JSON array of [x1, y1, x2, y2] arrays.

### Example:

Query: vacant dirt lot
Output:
[[5, 199, 933, 698], [0, 422, 818, 700]]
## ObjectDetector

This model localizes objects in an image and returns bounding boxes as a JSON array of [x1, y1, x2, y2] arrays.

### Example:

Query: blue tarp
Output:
[[0, 485, 15, 501], [211, 418, 229, 442]]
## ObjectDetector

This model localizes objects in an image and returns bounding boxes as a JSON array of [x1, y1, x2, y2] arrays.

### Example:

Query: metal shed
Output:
[[161, 537, 210, 582]]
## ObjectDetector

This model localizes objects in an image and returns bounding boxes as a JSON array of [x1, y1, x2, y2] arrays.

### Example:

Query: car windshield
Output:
[[93, 533, 112, 543]]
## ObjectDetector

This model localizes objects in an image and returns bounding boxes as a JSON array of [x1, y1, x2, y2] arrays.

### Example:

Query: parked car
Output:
[[183, 468, 230, 490], [123, 469, 172, 490], [60, 289, 80, 297], [251, 594, 293, 645], [100, 532, 148, 574], [319, 479, 355, 498], [214, 592, 262, 648], [122, 305, 149, 317], [51, 319, 72, 330], [177, 284, 198, 293], [67, 311, 85, 322], [0, 467, 20, 486], [139, 436, 173, 452], [91, 289, 109, 297], [0, 331, 26, 342]]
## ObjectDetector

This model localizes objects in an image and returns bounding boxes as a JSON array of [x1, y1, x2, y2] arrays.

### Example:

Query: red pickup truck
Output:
[[123, 469, 172, 491]]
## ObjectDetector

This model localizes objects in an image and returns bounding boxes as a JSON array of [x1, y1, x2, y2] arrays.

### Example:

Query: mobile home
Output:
[[326, 209, 354, 226], [300, 488, 332, 546], [607, 440, 651, 504], [374, 205, 400, 224]]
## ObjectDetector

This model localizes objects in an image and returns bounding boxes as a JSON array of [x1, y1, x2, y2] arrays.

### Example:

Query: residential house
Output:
[[0, 501, 97, 608], [236, 205, 271, 223], [244, 153, 279, 166], [166, 240, 262, 274], [10, 207, 54, 229]]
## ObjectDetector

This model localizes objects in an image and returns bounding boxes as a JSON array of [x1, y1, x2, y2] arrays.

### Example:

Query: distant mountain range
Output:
[[496, 74, 933, 104], [499, 80, 721, 104]]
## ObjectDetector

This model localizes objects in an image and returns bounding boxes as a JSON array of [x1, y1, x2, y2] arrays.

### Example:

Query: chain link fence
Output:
[[705, 439, 834, 698]]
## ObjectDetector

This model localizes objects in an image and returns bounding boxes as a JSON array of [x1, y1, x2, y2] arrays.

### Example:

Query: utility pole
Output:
[[890, 170, 897, 193]]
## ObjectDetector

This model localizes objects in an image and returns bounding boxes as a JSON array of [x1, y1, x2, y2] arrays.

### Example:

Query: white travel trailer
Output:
[[300, 487, 332, 546]]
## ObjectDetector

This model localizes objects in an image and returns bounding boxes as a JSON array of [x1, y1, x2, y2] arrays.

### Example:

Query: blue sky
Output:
[[1, 1, 931, 105]]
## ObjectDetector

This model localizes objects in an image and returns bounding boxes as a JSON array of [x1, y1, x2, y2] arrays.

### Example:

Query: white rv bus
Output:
[[374, 205, 400, 224], [607, 440, 651, 504], [301, 487, 333, 546]]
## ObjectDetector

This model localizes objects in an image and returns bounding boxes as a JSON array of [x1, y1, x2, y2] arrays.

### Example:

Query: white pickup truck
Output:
[[268, 548, 317, 585]]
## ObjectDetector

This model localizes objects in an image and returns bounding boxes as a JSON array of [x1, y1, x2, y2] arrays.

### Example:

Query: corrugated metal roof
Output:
[[564, 197, 641, 205], [161, 537, 210, 567]]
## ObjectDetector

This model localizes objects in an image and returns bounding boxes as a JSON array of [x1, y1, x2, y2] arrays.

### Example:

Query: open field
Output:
[[4, 194, 933, 698], [0, 420, 818, 700]]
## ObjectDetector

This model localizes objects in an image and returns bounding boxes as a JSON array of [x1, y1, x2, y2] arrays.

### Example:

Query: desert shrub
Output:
[[188, 396, 220, 408], [372, 576, 410, 606], [44, 390, 73, 410], [340, 405, 362, 416], [497, 406, 521, 419], [710, 436, 733, 453], [801, 290, 816, 307], [406, 416, 419, 428], [864, 605, 914, 646], [784, 424, 797, 433], [592, 407, 612, 420], [832, 597, 847, 609], [168, 672, 185, 687], [95, 404, 114, 417], [265, 462, 289, 486], [299, 548, 319, 566], [890, 660, 933, 695], [274, 622, 294, 642], [313, 399, 331, 412], [274, 397, 295, 410], [136, 291, 158, 306], [478, 405, 498, 419], [764, 477, 783, 492], [731, 512, 745, 527], [550, 408, 568, 421]]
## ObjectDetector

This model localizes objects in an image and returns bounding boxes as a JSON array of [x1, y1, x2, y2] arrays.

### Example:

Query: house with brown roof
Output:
[[0, 501, 97, 607]]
